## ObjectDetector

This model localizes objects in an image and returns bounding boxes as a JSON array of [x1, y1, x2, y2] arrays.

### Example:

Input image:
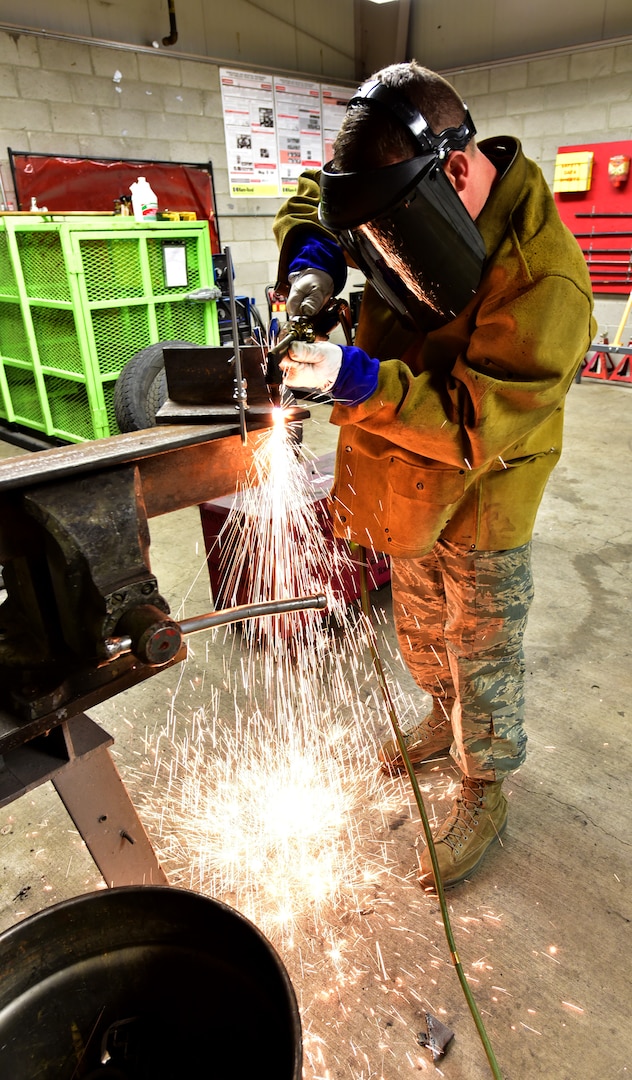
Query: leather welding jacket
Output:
[[274, 137, 596, 557]]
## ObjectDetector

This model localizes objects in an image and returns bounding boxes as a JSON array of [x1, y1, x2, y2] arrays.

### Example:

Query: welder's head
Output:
[[319, 61, 487, 331]]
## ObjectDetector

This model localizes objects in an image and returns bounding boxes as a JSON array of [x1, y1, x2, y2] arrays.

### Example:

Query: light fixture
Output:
[[366, 0, 399, 4]]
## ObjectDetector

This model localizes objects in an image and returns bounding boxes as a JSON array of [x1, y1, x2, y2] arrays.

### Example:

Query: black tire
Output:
[[114, 340, 196, 432], [147, 368, 168, 419], [250, 303, 267, 339]]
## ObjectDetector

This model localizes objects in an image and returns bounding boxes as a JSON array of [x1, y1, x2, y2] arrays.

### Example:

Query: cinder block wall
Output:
[[0, 31, 292, 312], [445, 41, 632, 338], [1, 29, 631, 333]]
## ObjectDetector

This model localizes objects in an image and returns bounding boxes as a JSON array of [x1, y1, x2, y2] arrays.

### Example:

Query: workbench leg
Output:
[[53, 742, 168, 888]]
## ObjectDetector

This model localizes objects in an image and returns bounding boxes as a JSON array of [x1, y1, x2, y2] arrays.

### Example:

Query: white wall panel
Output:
[[409, 0, 632, 71], [408, 0, 495, 70]]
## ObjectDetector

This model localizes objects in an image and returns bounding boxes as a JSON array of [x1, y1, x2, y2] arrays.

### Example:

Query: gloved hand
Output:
[[281, 340, 343, 393], [286, 267, 334, 318]]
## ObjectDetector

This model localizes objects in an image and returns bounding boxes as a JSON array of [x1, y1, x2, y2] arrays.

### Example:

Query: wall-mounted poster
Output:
[[321, 84, 356, 164], [220, 68, 281, 197], [273, 77, 323, 195], [220, 67, 353, 198]]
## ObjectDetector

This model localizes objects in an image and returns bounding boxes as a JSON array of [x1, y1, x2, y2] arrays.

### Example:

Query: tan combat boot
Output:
[[418, 777, 508, 890], [378, 700, 452, 775]]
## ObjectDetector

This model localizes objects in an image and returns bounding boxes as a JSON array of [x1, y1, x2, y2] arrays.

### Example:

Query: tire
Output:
[[249, 303, 267, 340], [114, 340, 196, 432], [147, 368, 168, 419]]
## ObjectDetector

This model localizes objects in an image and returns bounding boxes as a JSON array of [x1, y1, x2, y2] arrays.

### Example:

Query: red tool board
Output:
[[554, 140, 632, 296]]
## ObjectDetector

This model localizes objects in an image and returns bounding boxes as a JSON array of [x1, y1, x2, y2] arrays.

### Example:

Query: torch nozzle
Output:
[[264, 301, 351, 409], [265, 318, 314, 407], [265, 345, 286, 409], [267, 383, 282, 409]]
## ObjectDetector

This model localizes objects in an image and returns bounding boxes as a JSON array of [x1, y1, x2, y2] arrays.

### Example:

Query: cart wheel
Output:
[[114, 340, 195, 432]]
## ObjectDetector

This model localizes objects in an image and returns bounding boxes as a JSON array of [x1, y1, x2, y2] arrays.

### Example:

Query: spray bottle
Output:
[[130, 177, 158, 223]]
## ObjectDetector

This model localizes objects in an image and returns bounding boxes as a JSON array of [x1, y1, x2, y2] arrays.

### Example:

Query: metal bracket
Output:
[[0, 712, 167, 886]]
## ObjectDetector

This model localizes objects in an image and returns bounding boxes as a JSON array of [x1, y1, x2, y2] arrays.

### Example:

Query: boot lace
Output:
[[442, 779, 486, 851]]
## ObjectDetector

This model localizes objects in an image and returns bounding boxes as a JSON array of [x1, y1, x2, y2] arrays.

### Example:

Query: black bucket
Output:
[[0, 886, 302, 1078]]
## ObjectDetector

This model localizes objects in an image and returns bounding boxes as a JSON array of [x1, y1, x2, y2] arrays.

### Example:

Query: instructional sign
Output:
[[274, 77, 323, 194], [321, 83, 356, 164], [220, 69, 281, 197], [220, 67, 353, 198]]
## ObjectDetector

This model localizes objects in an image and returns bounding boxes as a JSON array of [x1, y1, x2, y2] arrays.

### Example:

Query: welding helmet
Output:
[[319, 79, 487, 331]]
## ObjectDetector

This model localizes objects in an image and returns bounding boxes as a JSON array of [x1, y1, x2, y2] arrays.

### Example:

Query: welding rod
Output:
[[178, 592, 328, 635]]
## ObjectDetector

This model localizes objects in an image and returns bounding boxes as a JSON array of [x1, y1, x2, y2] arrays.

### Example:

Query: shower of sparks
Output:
[[214, 406, 351, 656], [134, 410, 413, 946], [123, 408, 525, 1077], [142, 694, 404, 943]]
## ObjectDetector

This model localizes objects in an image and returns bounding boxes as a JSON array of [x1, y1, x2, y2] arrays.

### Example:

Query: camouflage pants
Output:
[[390, 539, 534, 781]]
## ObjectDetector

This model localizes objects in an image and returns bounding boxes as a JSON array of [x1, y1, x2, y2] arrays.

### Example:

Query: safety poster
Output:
[[220, 68, 354, 198]]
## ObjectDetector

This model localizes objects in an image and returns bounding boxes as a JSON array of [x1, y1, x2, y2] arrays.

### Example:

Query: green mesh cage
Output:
[[45, 374, 97, 441], [0, 304, 31, 363], [0, 217, 218, 443], [91, 305, 152, 376], [79, 238, 145, 302], [4, 367, 45, 427], [155, 300, 207, 342], [0, 367, 10, 418], [103, 380, 121, 437], [31, 308, 84, 372], [16, 231, 71, 301], [0, 234, 18, 297]]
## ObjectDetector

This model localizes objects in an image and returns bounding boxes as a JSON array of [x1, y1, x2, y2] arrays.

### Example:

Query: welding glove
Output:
[[285, 234, 347, 317], [282, 339, 342, 392], [281, 341, 380, 404], [286, 268, 334, 318]]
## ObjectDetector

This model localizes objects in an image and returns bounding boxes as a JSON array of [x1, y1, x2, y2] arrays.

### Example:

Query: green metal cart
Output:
[[0, 215, 219, 443]]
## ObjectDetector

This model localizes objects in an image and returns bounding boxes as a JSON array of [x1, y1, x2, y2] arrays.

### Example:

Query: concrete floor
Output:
[[0, 379, 631, 1079]]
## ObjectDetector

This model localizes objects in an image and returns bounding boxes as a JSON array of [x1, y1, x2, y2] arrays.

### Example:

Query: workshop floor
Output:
[[0, 379, 630, 1080]]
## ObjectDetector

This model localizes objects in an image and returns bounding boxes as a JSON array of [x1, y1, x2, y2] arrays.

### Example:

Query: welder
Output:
[[272, 61, 595, 890]]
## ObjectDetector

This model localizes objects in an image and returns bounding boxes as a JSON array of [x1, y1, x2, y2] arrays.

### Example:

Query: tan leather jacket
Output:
[[274, 138, 595, 556]]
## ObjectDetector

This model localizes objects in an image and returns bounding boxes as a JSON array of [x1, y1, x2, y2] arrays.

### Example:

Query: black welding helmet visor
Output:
[[319, 154, 487, 331]]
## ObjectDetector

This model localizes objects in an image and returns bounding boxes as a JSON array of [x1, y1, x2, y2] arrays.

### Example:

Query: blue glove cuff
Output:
[[331, 346, 379, 405], [288, 235, 347, 295]]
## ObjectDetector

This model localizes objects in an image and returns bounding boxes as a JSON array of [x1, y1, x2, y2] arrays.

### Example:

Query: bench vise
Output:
[[0, 354, 314, 888]]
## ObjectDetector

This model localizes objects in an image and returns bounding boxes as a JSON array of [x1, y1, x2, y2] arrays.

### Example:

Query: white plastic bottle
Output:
[[130, 177, 158, 223]]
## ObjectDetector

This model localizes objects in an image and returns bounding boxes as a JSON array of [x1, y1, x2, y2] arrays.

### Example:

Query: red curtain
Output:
[[9, 152, 220, 253]]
